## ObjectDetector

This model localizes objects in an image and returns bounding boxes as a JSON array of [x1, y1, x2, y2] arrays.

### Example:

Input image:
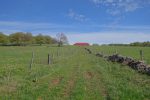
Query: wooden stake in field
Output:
[[48, 54, 51, 65], [30, 51, 34, 69], [140, 50, 143, 61]]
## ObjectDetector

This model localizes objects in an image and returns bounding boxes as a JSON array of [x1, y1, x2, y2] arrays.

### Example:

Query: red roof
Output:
[[74, 43, 90, 46]]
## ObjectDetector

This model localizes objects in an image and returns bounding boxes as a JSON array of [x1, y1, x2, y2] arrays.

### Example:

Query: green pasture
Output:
[[0, 46, 150, 100]]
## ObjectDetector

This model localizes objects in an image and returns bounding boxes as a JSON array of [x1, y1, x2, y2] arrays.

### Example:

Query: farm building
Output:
[[74, 42, 90, 46]]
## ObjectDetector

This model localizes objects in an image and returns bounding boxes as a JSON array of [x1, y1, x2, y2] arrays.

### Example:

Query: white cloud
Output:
[[67, 9, 89, 22], [0, 21, 150, 32], [0, 20, 150, 33], [0, 21, 75, 34], [106, 9, 120, 16], [91, 0, 150, 15], [0, 21, 72, 29]]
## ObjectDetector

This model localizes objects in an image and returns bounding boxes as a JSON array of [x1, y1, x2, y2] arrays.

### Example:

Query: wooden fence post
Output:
[[48, 54, 51, 65], [140, 50, 143, 61], [30, 51, 34, 69]]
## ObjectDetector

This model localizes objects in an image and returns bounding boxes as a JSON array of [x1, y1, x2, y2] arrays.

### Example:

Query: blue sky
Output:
[[0, 0, 150, 44]]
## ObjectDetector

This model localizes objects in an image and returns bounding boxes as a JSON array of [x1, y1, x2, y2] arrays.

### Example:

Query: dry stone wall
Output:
[[84, 48, 150, 76]]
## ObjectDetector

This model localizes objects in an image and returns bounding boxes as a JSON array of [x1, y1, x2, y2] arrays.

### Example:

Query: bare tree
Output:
[[56, 33, 68, 47]]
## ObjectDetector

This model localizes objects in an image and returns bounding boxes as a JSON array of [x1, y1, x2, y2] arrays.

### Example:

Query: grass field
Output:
[[0, 46, 150, 100]]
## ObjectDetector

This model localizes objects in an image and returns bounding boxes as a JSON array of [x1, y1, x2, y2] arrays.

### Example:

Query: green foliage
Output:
[[92, 43, 99, 46], [9, 32, 25, 45], [34, 34, 45, 45], [130, 41, 150, 47], [108, 41, 150, 47], [44, 35, 53, 44], [24, 32, 33, 44], [9, 32, 33, 46], [0, 32, 8, 44], [0, 32, 58, 46], [34, 34, 56, 45]]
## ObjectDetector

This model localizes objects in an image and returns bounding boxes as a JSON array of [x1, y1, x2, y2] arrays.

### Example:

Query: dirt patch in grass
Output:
[[52, 78, 60, 85], [0, 81, 18, 94], [52, 77, 63, 85], [62, 67, 78, 97], [101, 86, 111, 100], [37, 97, 42, 100], [49, 77, 64, 89], [63, 79, 75, 97], [85, 71, 93, 79], [96, 72, 111, 100]]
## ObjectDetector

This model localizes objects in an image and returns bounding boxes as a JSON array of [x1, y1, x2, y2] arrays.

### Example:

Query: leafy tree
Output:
[[0, 32, 66, 46], [24, 32, 33, 44], [0, 32, 8, 44], [44, 35, 53, 44], [34, 34, 45, 45], [9, 32, 25, 46], [92, 43, 99, 46]]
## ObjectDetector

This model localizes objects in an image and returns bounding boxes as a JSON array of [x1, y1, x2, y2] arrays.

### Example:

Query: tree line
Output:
[[108, 41, 150, 47], [0, 32, 68, 46], [130, 41, 150, 47]]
